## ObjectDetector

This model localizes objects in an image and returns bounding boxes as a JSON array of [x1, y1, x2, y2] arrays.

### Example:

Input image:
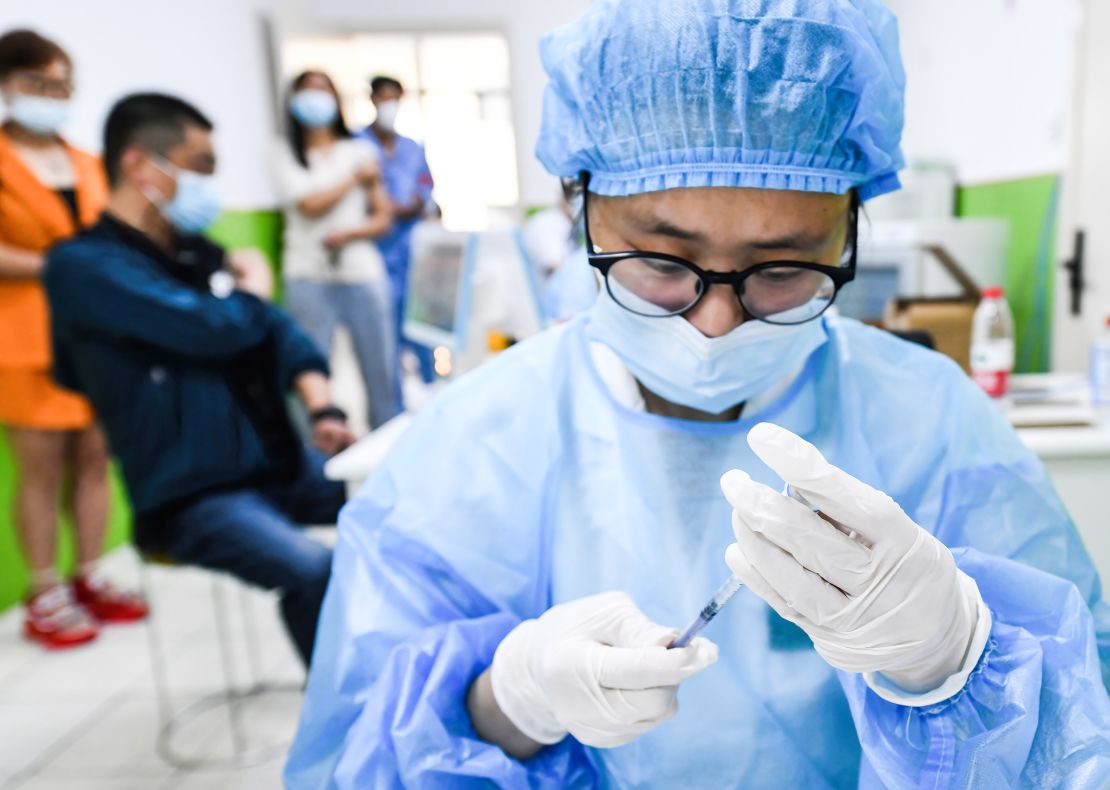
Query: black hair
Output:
[[562, 176, 585, 230], [286, 70, 351, 169], [369, 75, 403, 95], [0, 29, 71, 81], [103, 92, 213, 187], [560, 177, 581, 205]]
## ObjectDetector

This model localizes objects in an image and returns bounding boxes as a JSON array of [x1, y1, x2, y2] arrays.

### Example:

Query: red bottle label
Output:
[[972, 369, 1010, 398]]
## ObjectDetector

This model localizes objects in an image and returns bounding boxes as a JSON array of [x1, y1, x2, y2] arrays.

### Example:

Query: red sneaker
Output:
[[73, 575, 149, 623], [24, 584, 99, 649]]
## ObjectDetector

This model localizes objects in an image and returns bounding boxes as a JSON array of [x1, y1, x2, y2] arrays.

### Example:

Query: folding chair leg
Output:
[[140, 560, 304, 770], [211, 576, 248, 757], [140, 563, 175, 749], [238, 584, 265, 690]]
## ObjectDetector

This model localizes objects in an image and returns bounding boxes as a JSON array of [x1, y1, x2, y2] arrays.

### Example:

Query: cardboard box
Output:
[[882, 245, 981, 373], [884, 298, 977, 372]]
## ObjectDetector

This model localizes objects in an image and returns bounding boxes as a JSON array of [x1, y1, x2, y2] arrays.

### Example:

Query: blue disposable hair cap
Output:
[[536, 0, 906, 201]]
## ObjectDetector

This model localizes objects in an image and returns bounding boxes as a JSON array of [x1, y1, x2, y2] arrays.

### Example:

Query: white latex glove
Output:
[[721, 423, 991, 706], [490, 591, 718, 748]]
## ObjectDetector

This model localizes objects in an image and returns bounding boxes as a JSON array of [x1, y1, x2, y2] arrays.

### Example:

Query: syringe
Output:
[[666, 483, 855, 650], [785, 484, 870, 547], [668, 574, 745, 649]]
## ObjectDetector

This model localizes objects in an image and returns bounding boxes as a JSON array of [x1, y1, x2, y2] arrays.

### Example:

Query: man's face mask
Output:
[[375, 100, 400, 132], [145, 156, 222, 235], [580, 176, 856, 414]]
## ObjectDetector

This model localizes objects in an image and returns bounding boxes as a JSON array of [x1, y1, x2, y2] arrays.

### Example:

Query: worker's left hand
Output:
[[721, 423, 990, 698]]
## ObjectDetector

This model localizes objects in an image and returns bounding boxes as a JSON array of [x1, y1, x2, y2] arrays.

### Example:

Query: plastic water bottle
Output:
[[970, 286, 1015, 398], [1091, 317, 1110, 406]]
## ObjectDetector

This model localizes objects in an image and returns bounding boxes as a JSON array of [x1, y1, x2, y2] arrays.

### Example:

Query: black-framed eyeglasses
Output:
[[580, 172, 859, 326]]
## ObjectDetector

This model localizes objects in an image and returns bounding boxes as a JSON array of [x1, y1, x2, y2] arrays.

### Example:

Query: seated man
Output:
[[43, 92, 354, 666]]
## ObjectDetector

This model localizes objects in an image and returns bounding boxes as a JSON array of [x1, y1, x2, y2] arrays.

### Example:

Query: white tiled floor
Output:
[[0, 547, 306, 790]]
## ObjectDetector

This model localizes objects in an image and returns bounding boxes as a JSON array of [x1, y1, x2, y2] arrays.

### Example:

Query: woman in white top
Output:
[[275, 71, 401, 430]]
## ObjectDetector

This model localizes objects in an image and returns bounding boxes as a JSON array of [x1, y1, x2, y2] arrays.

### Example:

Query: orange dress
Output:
[[0, 130, 108, 430]]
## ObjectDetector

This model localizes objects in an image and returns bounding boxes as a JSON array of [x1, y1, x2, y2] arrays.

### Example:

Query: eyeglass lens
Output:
[[606, 257, 838, 324]]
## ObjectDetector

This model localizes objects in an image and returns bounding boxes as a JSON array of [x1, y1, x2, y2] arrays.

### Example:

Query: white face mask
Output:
[[143, 157, 222, 235], [587, 288, 828, 415], [290, 89, 339, 128], [375, 100, 400, 132], [8, 94, 71, 136]]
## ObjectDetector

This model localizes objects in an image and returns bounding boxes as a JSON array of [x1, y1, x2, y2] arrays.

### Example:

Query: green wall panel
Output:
[[957, 175, 1059, 373], [0, 209, 282, 613], [206, 209, 285, 301]]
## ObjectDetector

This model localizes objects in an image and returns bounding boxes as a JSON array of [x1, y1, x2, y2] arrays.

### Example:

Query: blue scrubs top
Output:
[[357, 126, 434, 289]]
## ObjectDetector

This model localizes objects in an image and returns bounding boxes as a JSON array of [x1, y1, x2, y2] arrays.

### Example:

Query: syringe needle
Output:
[[668, 574, 744, 649]]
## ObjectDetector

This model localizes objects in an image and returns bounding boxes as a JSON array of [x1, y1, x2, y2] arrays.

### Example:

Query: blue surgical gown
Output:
[[287, 315, 1110, 788]]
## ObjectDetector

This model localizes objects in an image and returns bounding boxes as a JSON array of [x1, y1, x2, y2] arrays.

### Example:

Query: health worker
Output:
[[286, 1, 1110, 787]]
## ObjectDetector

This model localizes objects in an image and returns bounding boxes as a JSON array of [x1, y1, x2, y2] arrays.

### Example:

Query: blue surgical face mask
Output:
[[587, 286, 828, 414], [147, 158, 222, 234], [290, 89, 338, 128], [8, 94, 71, 136]]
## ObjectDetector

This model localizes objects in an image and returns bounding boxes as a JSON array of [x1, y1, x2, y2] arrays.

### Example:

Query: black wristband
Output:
[[309, 405, 348, 424]]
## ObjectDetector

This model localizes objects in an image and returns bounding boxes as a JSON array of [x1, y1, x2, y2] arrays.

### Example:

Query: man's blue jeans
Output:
[[135, 455, 345, 666]]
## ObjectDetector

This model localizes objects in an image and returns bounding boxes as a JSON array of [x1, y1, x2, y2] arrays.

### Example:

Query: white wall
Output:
[[2, 0, 590, 211], [886, 0, 1080, 184], [0, 0, 279, 209], [1052, 0, 1110, 372], [28, 2, 1074, 208], [283, 0, 593, 209]]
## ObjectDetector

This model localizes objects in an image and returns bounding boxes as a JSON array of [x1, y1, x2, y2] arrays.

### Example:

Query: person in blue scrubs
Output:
[[357, 76, 436, 389], [288, 2, 1110, 787]]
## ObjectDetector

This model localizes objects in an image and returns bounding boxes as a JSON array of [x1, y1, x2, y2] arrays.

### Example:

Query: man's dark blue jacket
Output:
[[43, 215, 328, 520]]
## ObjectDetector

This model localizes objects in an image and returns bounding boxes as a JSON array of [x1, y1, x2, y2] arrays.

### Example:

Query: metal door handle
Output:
[[1063, 229, 1086, 316]]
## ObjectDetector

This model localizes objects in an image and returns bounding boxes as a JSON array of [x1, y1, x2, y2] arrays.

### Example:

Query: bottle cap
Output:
[[981, 286, 1004, 299]]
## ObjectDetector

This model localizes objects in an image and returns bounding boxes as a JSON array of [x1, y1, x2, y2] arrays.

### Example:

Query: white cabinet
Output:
[[1019, 427, 1110, 585]]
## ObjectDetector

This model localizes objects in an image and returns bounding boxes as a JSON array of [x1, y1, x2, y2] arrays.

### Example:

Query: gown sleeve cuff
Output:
[[863, 576, 993, 707]]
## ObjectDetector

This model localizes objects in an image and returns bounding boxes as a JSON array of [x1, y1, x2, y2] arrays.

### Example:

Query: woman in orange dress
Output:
[[0, 29, 146, 649]]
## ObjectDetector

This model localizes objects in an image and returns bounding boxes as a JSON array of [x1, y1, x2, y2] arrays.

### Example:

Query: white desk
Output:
[[1016, 424, 1110, 459], [324, 413, 414, 493]]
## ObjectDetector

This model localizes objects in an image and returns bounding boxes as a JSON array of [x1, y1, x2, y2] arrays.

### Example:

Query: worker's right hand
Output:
[[490, 591, 718, 749]]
